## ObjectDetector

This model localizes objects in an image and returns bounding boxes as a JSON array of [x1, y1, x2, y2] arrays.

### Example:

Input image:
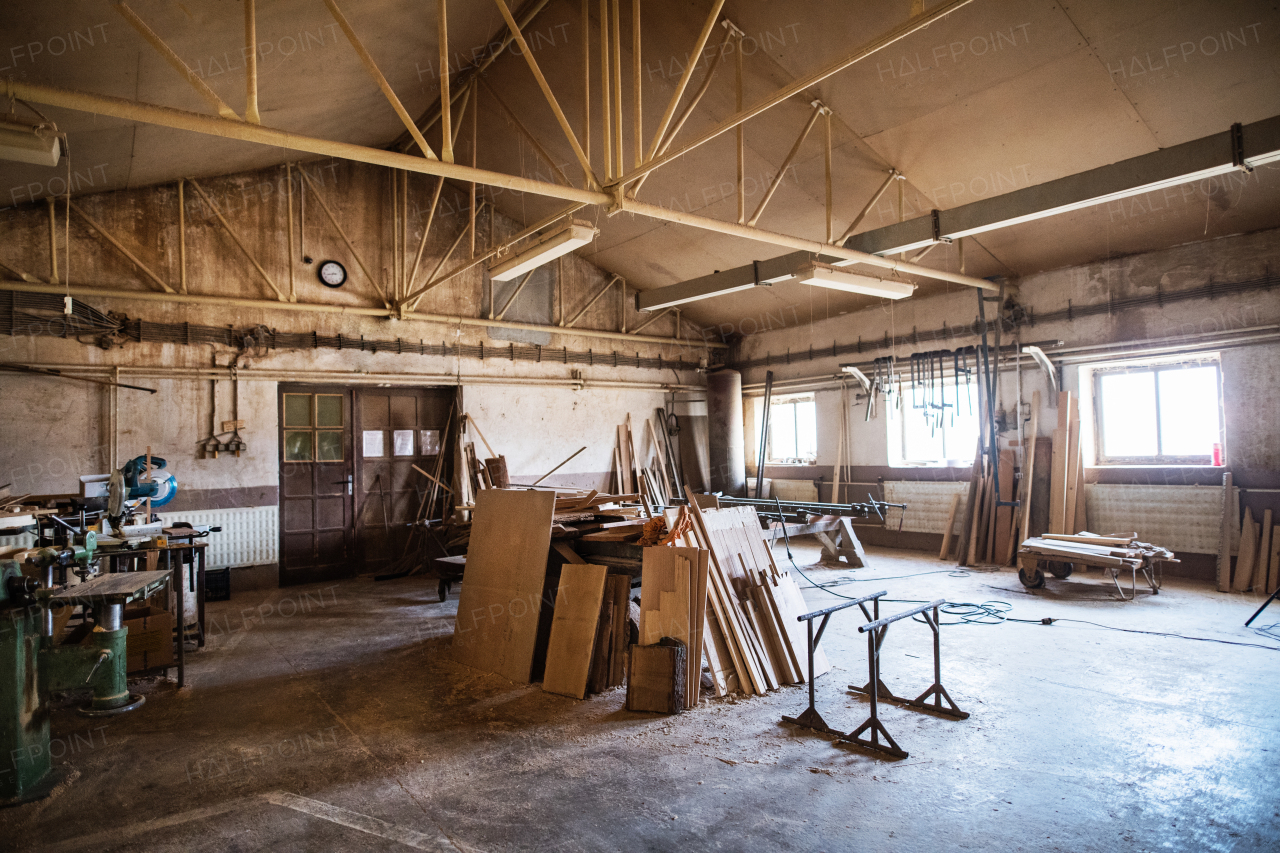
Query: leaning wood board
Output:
[[453, 489, 557, 683], [1268, 524, 1280, 596], [542, 563, 609, 699], [1233, 509, 1258, 592], [1255, 511, 1273, 596]]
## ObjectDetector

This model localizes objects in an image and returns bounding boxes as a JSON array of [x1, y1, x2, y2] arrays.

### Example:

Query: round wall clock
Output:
[[318, 260, 347, 288]]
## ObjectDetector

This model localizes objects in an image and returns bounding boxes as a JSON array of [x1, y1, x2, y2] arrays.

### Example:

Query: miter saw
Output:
[[105, 455, 177, 530]]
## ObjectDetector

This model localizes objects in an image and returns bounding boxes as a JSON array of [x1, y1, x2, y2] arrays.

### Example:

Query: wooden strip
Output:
[[771, 572, 830, 680], [1255, 510, 1273, 596], [1063, 411, 1081, 534], [1049, 427, 1066, 535], [1019, 390, 1041, 545], [1233, 509, 1258, 592], [993, 450, 1015, 562], [939, 493, 961, 560], [1267, 524, 1280, 596], [1043, 534, 1132, 546], [542, 563, 608, 699]]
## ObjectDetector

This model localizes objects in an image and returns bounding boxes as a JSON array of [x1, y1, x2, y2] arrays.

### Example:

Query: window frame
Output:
[[1091, 357, 1223, 467], [765, 394, 817, 465], [892, 379, 981, 467]]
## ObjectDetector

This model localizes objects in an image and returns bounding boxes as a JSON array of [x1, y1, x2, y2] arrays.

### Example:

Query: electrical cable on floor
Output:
[[781, 547, 1280, 651]]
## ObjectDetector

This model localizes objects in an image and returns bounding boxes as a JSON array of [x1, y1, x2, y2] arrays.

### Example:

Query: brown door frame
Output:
[[277, 384, 355, 587]]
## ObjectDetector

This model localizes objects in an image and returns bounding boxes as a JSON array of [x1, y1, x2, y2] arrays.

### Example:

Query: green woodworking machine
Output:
[[0, 532, 170, 806]]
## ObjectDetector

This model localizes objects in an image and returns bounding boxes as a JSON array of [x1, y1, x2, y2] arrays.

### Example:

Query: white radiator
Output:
[[0, 530, 36, 551], [884, 481, 970, 534], [159, 505, 278, 569], [1086, 484, 1225, 555]]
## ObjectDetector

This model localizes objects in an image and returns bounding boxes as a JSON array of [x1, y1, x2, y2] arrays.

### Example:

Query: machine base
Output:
[[0, 765, 67, 809], [79, 693, 145, 717]]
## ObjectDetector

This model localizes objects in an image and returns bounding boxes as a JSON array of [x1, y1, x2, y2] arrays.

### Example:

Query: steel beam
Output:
[[296, 170, 387, 305], [614, 0, 976, 189], [186, 181, 284, 301], [69, 201, 174, 294], [244, 0, 261, 124], [747, 101, 826, 227], [846, 116, 1280, 256]]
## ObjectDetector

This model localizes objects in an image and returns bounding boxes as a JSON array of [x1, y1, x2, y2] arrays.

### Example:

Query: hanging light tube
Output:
[[489, 220, 598, 281]]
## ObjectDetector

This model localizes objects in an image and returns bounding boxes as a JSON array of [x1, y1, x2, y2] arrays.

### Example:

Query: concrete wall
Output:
[[736, 226, 1280, 557]]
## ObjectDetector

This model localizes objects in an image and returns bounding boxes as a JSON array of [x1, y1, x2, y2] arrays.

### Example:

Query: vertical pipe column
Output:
[[706, 369, 746, 496]]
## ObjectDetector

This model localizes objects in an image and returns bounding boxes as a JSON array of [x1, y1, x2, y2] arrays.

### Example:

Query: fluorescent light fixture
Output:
[[489, 220, 597, 281], [794, 262, 915, 299], [0, 118, 61, 167]]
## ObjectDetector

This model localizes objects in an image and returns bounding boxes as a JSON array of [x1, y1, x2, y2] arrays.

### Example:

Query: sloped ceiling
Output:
[[1, 0, 1277, 328]]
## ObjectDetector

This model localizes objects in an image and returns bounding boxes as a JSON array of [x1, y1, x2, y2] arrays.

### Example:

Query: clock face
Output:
[[319, 260, 347, 288]]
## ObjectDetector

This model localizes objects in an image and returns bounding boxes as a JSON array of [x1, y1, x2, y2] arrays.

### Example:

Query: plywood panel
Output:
[[542, 563, 608, 699], [453, 489, 556, 683]]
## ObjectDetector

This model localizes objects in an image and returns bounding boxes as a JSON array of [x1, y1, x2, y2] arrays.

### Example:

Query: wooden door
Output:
[[278, 386, 355, 586], [354, 387, 455, 574]]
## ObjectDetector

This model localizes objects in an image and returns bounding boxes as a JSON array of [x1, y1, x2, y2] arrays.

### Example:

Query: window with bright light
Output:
[[892, 381, 982, 466], [767, 395, 817, 464], [1093, 357, 1223, 465]]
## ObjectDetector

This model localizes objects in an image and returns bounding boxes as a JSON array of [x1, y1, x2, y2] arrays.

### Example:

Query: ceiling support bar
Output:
[[186, 181, 284, 301], [46, 198, 58, 284], [178, 179, 188, 294], [9, 80, 997, 292], [493, 0, 599, 191], [581, 0, 592, 187], [324, 0, 439, 160], [615, 0, 976, 189], [644, 0, 726, 164], [480, 78, 573, 187], [835, 169, 899, 245], [564, 274, 620, 327], [295, 170, 388, 305], [628, 24, 733, 200], [403, 0, 554, 147], [747, 100, 827, 228], [611, 0, 624, 178], [632, 0, 642, 170], [824, 109, 834, 244], [113, 2, 242, 121], [599, 0, 613, 182], [438, 0, 453, 163], [734, 25, 744, 224], [407, 204, 479, 309], [629, 306, 671, 335], [69, 201, 174, 294], [244, 0, 261, 124], [494, 270, 536, 320]]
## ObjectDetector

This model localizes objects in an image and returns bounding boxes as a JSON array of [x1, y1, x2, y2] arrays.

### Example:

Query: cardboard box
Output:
[[123, 607, 175, 673]]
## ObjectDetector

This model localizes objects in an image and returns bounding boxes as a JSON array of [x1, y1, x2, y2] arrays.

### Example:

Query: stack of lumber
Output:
[[638, 546, 709, 709], [952, 391, 1045, 567], [666, 497, 830, 700], [613, 411, 684, 514], [542, 561, 632, 699], [1232, 508, 1279, 594], [1018, 533, 1174, 571]]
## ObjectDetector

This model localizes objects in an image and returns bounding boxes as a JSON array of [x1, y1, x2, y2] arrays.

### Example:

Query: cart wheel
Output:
[[1047, 560, 1074, 579], [1018, 565, 1046, 588], [438, 580, 449, 602]]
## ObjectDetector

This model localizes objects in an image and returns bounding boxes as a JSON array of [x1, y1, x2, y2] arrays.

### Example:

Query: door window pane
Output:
[[1158, 367, 1219, 456], [420, 429, 441, 455], [316, 395, 344, 427], [284, 394, 313, 427], [316, 430, 343, 461], [284, 431, 313, 461], [1098, 372, 1157, 458]]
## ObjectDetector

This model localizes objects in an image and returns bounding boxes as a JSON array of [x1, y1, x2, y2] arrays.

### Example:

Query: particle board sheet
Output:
[[453, 488, 557, 683], [542, 563, 609, 700], [1086, 484, 1226, 555], [883, 481, 969, 534]]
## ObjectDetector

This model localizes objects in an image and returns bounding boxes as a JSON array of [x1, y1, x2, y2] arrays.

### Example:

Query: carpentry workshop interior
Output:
[[0, 0, 1277, 850]]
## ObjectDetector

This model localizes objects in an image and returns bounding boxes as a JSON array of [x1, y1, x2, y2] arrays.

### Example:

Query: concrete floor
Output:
[[4, 541, 1279, 852]]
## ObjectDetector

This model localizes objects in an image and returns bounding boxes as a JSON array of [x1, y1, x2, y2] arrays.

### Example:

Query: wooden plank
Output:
[[956, 434, 983, 566], [626, 643, 685, 713], [760, 579, 801, 679], [617, 425, 634, 494], [1255, 511, 1273, 596], [452, 489, 557, 683], [611, 574, 630, 687], [586, 575, 616, 696], [750, 584, 796, 684], [552, 542, 585, 564], [993, 450, 1015, 562], [1019, 390, 1041, 545], [1063, 409, 1082, 534], [1268, 524, 1280, 596], [1049, 427, 1066, 535], [939, 493, 961, 560], [692, 549, 709, 705], [541, 563, 608, 699], [1233, 508, 1258, 592], [1043, 534, 1133, 546], [771, 572, 830, 679], [702, 616, 729, 696], [1216, 473, 1234, 592], [1020, 540, 1129, 567]]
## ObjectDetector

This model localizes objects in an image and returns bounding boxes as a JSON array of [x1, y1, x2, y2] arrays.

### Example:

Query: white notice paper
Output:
[[420, 429, 441, 455], [393, 430, 414, 456], [362, 430, 385, 457]]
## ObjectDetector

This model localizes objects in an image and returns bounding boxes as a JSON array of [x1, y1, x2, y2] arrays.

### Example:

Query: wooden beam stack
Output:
[[1049, 391, 1087, 536]]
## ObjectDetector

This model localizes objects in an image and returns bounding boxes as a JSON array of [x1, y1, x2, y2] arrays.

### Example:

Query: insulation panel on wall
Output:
[[883, 481, 969, 534], [1085, 485, 1225, 555]]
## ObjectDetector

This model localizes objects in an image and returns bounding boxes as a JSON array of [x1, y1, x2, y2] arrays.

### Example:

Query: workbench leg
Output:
[[196, 547, 206, 648], [173, 550, 184, 689]]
